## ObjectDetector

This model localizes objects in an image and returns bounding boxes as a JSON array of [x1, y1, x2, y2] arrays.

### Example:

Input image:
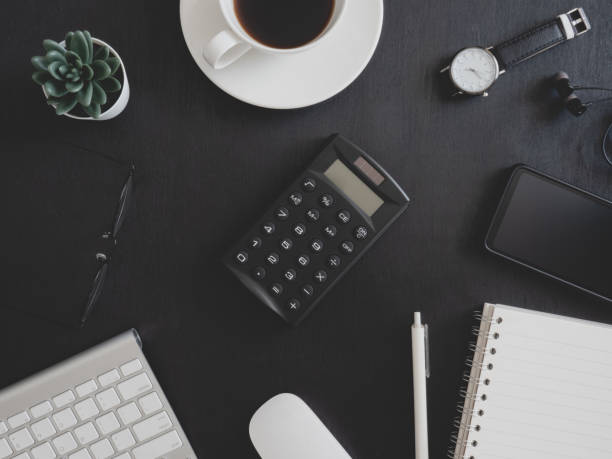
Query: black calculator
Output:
[[223, 135, 410, 325]]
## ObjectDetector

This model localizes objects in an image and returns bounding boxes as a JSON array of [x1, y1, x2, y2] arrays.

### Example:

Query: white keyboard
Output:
[[0, 330, 196, 459]]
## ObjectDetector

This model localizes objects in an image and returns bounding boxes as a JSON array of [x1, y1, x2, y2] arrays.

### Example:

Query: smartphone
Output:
[[485, 165, 612, 302]]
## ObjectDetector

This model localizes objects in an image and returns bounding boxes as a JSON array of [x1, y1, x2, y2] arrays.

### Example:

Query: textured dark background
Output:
[[2, 1, 612, 457]]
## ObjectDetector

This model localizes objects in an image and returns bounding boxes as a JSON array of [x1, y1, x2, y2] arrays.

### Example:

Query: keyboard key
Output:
[[0, 421, 7, 434], [252, 266, 266, 280], [292, 223, 306, 237], [96, 388, 120, 411], [90, 439, 113, 459], [31, 442, 55, 459], [265, 252, 280, 265], [327, 254, 341, 269], [310, 239, 324, 253], [74, 422, 99, 445], [9, 428, 34, 451], [300, 284, 314, 298], [354, 225, 368, 240], [14, 453, 30, 459], [31, 418, 56, 441], [117, 373, 152, 401], [249, 236, 262, 249], [8, 411, 30, 429], [111, 428, 135, 451], [269, 283, 283, 297], [75, 380, 98, 398], [274, 207, 290, 220], [287, 298, 301, 312], [337, 209, 351, 224], [283, 268, 297, 282], [296, 254, 310, 267], [279, 237, 293, 251], [53, 432, 78, 455], [314, 270, 328, 283], [322, 225, 337, 238], [340, 240, 354, 255], [98, 369, 120, 387], [74, 398, 99, 421], [30, 401, 53, 419], [132, 430, 182, 459], [288, 192, 302, 206], [96, 412, 120, 435], [119, 359, 142, 377], [139, 392, 163, 415], [0, 438, 12, 459], [261, 222, 275, 236], [53, 390, 75, 408], [235, 251, 248, 264], [302, 177, 317, 191], [114, 454, 130, 459], [133, 411, 172, 442], [319, 194, 334, 208], [68, 449, 91, 459], [117, 402, 141, 425], [53, 408, 77, 431], [305, 208, 320, 222]]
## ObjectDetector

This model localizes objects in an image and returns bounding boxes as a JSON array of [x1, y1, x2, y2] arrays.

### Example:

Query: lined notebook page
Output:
[[460, 304, 612, 459]]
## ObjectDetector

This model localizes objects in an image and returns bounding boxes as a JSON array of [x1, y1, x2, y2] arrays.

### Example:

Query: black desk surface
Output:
[[2, 1, 612, 457]]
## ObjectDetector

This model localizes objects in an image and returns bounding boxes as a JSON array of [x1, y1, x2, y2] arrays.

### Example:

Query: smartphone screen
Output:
[[485, 166, 612, 302]]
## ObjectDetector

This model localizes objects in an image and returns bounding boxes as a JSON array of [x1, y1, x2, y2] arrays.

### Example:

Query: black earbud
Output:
[[551, 71, 612, 117]]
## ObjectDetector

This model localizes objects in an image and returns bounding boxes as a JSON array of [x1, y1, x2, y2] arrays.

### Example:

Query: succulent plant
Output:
[[31, 30, 122, 119]]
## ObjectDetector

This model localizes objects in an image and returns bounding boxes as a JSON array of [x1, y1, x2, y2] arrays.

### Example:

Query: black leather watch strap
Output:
[[491, 8, 591, 71]]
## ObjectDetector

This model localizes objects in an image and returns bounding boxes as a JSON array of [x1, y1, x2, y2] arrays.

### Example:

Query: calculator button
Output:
[[305, 209, 320, 222], [270, 283, 283, 296], [302, 178, 317, 192], [279, 238, 293, 251], [235, 251, 248, 264], [289, 192, 303, 206], [261, 222, 276, 236], [319, 194, 334, 208], [275, 207, 290, 220], [287, 298, 301, 311], [266, 253, 280, 265], [354, 226, 368, 240], [296, 254, 310, 267], [327, 255, 341, 269], [310, 239, 324, 253], [300, 284, 314, 298], [249, 237, 262, 249], [283, 269, 297, 282], [337, 210, 351, 224], [313, 270, 328, 283], [340, 241, 354, 255], [292, 223, 307, 237], [252, 267, 266, 280], [322, 225, 337, 238]]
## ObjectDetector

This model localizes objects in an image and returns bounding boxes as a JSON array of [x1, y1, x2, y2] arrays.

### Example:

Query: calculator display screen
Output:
[[324, 159, 384, 216]]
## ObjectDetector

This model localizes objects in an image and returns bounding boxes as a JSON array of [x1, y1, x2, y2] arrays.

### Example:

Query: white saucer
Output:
[[180, 0, 383, 109]]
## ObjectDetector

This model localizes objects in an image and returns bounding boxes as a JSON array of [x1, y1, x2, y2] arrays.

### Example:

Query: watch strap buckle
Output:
[[559, 8, 591, 39]]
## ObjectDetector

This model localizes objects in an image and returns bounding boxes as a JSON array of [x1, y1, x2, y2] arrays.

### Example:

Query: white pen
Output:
[[412, 312, 430, 459]]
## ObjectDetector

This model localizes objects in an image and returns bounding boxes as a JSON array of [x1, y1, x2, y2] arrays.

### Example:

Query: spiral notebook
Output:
[[451, 303, 612, 459]]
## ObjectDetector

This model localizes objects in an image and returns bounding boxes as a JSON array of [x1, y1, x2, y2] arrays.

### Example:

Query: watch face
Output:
[[450, 47, 499, 95]]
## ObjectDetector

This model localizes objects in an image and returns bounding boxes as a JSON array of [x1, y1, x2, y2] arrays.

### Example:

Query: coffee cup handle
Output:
[[203, 30, 251, 70]]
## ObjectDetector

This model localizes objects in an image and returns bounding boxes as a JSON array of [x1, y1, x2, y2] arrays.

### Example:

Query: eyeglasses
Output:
[[603, 123, 612, 168], [80, 164, 135, 325]]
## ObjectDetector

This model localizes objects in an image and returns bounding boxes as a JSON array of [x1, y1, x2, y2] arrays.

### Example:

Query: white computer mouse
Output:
[[249, 393, 352, 459]]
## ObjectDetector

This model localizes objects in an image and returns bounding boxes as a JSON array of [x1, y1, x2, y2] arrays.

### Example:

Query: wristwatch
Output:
[[441, 7, 591, 97]]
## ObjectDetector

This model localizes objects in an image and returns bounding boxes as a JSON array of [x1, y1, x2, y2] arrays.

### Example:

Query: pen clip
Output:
[[424, 324, 431, 378]]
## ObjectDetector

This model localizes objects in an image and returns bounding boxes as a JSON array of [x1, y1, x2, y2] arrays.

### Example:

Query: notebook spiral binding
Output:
[[447, 308, 503, 459]]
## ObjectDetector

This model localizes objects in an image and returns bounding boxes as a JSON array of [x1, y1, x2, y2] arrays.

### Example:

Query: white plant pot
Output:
[[42, 37, 129, 121]]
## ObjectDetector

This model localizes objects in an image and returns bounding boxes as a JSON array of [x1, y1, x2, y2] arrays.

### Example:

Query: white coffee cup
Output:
[[203, 0, 346, 70]]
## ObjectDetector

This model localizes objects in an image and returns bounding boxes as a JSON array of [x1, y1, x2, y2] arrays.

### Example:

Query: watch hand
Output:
[[467, 68, 485, 80]]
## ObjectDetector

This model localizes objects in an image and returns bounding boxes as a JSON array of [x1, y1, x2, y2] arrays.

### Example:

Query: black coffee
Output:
[[234, 0, 335, 49]]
